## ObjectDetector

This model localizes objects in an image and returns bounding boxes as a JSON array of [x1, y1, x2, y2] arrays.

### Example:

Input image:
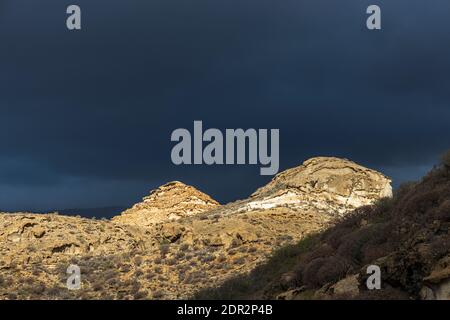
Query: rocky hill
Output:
[[0, 157, 393, 300], [112, 181, 219, 227], [194, 161, 450, 300], [240, 157, 392, 216]]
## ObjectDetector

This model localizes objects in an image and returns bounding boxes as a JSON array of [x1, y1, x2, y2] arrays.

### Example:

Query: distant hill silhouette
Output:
[[45, 206, 127, 219]]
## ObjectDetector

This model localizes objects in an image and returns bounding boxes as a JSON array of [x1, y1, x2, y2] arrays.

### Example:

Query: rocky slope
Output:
[[0, 157, 393, 300], [194, 164, 450, 300]]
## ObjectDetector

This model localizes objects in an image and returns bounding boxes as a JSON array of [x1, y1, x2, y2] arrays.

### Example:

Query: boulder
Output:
[[331, 274, 360, 297]]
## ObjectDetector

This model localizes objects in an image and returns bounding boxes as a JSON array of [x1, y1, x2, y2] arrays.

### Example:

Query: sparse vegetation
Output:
[[159, 244, 170, 256], [194, 235, 318, 299]]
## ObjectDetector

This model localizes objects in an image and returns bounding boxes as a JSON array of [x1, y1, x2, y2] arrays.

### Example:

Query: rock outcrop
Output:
[[113, 181, 219, 227], [0, 213, 147, 268], [245, 157, 392, 216], [421, 256, 450, 300]]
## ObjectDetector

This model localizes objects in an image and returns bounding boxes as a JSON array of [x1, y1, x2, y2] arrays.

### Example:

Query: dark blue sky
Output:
[[1, 0, 449, 212]]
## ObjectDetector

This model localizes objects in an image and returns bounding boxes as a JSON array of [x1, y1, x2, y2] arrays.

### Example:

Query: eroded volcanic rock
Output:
[[113, 181, 220, 227]]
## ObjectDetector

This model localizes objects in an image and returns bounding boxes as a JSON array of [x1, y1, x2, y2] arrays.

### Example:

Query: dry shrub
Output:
[[323, 226, 355, 250], [302, 256, 350, 288], [395, 181, 416, 199], [133, 256, 143, 266], [362, 243, 390, 263], [336, 229, 370, 264], [133, 290, 148, 300], [435, 199, 450, 221], [440, 150, 450, 168], [302, 243, 335, 262], [301, 257, 325, 287]]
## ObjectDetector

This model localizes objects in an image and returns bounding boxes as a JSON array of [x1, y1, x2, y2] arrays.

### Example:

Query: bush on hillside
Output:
[[441, 150, 450, 169]]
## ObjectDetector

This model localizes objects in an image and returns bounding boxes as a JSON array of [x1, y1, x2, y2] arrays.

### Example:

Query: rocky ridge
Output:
[[149, 157, 393, 251], [0, 157, 393, 300]]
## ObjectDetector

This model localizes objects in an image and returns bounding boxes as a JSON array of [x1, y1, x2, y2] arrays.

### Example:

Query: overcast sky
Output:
[[0, 0, 449, 212]]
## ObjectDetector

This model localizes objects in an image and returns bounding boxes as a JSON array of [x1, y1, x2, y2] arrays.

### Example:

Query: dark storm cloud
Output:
[[1, 0, 450, 211]]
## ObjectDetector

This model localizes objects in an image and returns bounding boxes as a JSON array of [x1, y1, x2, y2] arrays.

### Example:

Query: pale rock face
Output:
[[420, 280, 450, 300], [112, 181, 219, 227], [330, 274, 360, 297], [241, 191, 304, 211], [241, 157, 392, 217], [421, 256, 450, 300]]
